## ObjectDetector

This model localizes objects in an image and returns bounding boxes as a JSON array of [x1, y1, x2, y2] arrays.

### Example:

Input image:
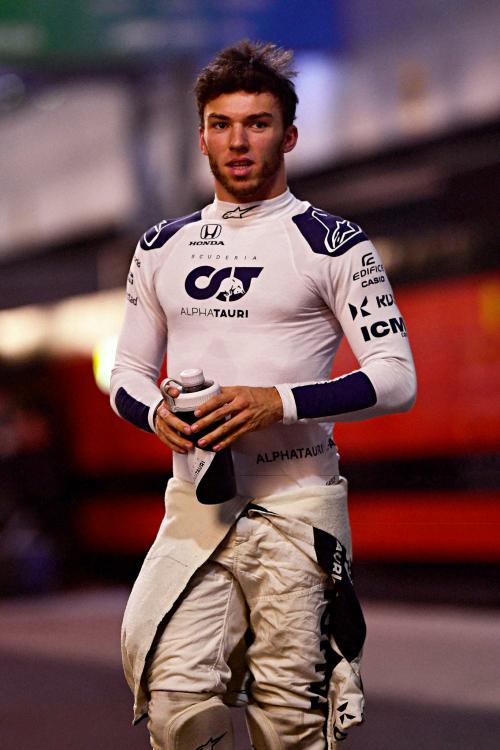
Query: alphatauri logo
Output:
[[185, 266, 263, 301]]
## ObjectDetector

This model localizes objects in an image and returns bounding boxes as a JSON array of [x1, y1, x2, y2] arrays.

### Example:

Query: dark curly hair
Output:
[[195, 40, 298, 130]]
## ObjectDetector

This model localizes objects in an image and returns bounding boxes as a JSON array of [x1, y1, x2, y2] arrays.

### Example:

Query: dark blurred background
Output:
[[0, 1, 499, 748]]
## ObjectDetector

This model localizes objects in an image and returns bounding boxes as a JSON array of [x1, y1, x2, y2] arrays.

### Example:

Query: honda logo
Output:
[[200, 224, 222, 240]]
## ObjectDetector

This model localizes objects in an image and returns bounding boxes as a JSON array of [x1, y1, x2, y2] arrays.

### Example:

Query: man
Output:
[[111, 41, 416, 750]]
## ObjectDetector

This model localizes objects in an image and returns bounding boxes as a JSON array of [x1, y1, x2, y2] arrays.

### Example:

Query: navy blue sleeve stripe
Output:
[[115, 387, 154, 433], [292, 371, 377, 420], [140, 211, 203, 250]]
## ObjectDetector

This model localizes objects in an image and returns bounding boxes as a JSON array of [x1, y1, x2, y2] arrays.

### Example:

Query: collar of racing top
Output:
[[206, 188, 298, 221]]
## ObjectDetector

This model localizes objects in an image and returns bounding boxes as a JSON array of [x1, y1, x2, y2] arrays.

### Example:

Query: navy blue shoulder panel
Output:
[[140, 210, 202, 251], [115, 387, 154, 433], [292, 206, 368, 257]]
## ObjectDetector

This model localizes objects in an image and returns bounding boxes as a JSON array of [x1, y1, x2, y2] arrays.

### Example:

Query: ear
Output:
[[199, 126, 208, 156], [281, 124, 298, 154]]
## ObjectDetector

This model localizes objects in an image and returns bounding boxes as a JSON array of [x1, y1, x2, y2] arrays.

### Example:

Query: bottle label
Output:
[[187, 447, 217, 490]]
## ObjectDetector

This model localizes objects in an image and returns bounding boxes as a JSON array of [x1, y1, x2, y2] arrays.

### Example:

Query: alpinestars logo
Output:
[[222, 205, 258, 219], [349, 296, 370, 320], [195, 733, 227, 750], [185, 266, 263, 301], [337, 701, 356, 727], [311, 210, 363, 254]]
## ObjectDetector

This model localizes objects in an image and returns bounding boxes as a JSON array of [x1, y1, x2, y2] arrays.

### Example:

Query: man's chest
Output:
[[155, 221, 327, 327]]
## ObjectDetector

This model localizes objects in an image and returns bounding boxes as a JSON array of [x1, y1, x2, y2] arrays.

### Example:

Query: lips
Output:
[[226, 159, 254, 178]]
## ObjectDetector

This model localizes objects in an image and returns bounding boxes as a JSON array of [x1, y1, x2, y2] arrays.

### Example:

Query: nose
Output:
[[229, 123, 249, 151]]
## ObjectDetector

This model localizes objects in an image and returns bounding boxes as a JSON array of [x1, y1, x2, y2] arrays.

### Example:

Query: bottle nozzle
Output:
[[180, 368, 205, 388]]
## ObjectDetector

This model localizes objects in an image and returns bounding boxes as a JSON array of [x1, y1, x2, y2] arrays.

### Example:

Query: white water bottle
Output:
[[160, 368, 237, 504]]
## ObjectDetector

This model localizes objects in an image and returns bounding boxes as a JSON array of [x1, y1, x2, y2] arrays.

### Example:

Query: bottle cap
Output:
[[180, 368, 205, 388]]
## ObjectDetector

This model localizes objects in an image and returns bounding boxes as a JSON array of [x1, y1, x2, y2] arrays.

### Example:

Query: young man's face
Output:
[[199, 90, 298, 202]]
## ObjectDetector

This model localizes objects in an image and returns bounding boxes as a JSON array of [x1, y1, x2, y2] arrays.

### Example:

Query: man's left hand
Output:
[[190, 386, 283, 451]]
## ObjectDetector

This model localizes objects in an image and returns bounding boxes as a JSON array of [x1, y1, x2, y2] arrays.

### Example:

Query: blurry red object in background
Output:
[[49, 357, 172, 474], [333, 272, 500, 460], [76, 490, 500, 562], [349, 491, 500, 561], [77, 495, 165, 555]]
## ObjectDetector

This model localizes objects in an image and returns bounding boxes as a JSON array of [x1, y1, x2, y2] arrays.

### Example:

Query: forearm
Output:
[[276, 356, 417, 425], [110, 365, 162, 433]]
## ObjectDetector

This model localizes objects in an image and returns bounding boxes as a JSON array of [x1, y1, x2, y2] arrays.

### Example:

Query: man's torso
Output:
[[140, 191, 345, 497]]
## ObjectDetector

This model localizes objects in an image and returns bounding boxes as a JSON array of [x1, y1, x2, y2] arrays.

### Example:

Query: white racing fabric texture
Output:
[[146, 513, 350, 750], [111, 189, 416, 499], [147, 692, 233, 750], [115, 190, 415, 747], [121, 478, 249, 720], [121, 478, 352, 723], [123, 478, 363, 747], [245, 704, 340, 750]]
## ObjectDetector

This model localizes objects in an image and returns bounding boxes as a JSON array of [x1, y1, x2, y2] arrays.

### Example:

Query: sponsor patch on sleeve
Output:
[[292, 206, 368, 257]]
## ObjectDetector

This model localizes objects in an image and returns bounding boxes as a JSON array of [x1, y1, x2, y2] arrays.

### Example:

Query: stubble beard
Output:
[[207, 140, 284, 200]]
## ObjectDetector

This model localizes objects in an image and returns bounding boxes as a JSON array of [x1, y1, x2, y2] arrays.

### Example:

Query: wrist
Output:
[[271, 387, 284, 420], [153, 398, 164, 431], [273, 384, 298, 424]]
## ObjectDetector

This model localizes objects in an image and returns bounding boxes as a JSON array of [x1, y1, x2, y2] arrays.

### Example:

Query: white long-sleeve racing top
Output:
[[111, 189, 416, 498]]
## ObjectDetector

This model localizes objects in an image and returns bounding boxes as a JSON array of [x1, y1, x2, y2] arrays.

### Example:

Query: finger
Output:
[[193, 389, 236, 418], [157, 405, 192, 435], [157, 435, 189, 455], [197, 411, 248, 448], [192, 391, 252, 432], [190, 403, 237, 433], [156, 421, 193, 454], [211, 422, 251, 451], [156, 407, 194, 450], [167, 387, 180, 397]]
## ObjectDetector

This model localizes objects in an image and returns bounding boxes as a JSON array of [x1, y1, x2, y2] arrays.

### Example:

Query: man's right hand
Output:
[[154, 387, 194, 455]]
